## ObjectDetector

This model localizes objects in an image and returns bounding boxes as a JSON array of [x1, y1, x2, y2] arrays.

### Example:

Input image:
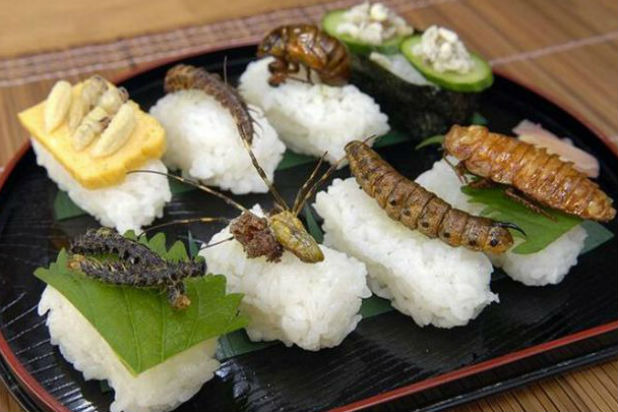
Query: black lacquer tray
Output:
[[0, 44, 616, 412]]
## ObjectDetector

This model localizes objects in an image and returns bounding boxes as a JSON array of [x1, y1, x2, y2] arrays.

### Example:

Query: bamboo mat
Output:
[[0, 0, 616, 411]]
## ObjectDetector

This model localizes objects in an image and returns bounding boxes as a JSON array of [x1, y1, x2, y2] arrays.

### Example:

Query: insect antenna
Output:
[[238, 135, 289, 210], [497, 221, 527, 236], [291, 152, 326, 215], [198, 236, 235, 251], [137, 217, 231, 237], [292, 153, 346, 216], [128, 170, 248, 213]]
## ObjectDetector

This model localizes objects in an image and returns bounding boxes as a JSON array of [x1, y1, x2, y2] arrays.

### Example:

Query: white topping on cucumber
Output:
[[412, 25, 474, 74], [336, 2, 413, 45]]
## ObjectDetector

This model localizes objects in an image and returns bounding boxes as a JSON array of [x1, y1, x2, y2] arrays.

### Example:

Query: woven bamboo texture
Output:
[[0, 0, 616, 411]]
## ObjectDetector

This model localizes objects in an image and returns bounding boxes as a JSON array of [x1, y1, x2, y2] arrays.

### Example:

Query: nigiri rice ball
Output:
[[150, 89, 285, 194], [416, 159, 587, 286], [314, 178, 497, 328], [39, 286, 219, 412], [201, 205, 370, 351], [32, 139, 170, 233], [239, 57, 390, 165]]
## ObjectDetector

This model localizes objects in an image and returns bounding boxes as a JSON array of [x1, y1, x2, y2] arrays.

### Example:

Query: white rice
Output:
[[39, 286, 219, 412], [238, 57, 390, 165], [32, 139, 170, 233], [150, 89, 285, 194], [416, 159, 587, 286], [201, 205, 370, 351], [314, 178, 497, 328]]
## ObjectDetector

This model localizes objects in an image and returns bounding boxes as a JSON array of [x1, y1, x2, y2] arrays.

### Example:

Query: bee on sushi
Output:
[[257, 24, 350, 87], [341, 140, 519, 253], [444, 125, 616, 222], [68, 227, 205, 309]]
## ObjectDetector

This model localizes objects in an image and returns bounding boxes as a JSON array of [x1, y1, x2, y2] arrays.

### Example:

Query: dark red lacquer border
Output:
[[0, 42, 617, 412]]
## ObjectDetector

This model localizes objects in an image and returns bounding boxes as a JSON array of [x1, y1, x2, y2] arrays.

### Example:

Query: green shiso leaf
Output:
[[461, 185, 582, 254], [414, 135, 445, 150], [168, 177, 196, 195], [470, 111, 488, 126], [373, 131, 408, 148], [302, 205, 324, 244], [34, 232, 248, 376], [580, 220, 614, 254], [53, 190, 85, 221], [276, 150, 316, 171]]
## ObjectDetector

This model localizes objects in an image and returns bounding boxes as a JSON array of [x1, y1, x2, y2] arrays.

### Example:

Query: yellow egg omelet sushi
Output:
[[18, 76, 171, 232]]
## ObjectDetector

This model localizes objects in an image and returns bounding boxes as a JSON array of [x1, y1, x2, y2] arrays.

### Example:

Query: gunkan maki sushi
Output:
[[322, 2, 493, 141]]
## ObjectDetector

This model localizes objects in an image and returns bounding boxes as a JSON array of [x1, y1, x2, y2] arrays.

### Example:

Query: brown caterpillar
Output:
[[444, 125, 616, 221], [68, 228, 205, 309], [345, 141, 516, 253], [164, 64, 254, 144], [257, 24, 350, 87]]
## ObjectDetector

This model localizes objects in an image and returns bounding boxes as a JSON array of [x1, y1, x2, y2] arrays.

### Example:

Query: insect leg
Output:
[[442, 154, 469, 184], [237, 131, 290, 211], [466, 178, 496, 189], [167, 282, 191, 310], [246, 107, 264, 135], [128, 170, 248, 213], [504, 187, 557, 221]]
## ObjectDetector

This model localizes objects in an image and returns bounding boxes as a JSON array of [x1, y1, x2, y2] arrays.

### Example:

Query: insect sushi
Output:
[[36, 228, 246, 412], [18, 76, 171, 233], [239, 23, 389, 165], [322, 2, 492, 141], [414, 123, 615, 286], [444, 125, 616, 221], [257, 24, 350, 86], [150, 64, 285, 194], [203, 204, 370, 350], [314, 177, 497, 328]]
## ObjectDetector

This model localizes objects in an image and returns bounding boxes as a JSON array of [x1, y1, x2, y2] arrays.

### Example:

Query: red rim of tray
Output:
[[0, 41, 616, 412]]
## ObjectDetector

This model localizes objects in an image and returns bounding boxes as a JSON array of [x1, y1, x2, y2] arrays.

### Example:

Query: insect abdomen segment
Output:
[[345, 140, 514, 253]]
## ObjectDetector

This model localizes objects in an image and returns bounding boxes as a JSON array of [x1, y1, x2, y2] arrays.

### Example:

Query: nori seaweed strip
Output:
[[348, 54, 479, 141]]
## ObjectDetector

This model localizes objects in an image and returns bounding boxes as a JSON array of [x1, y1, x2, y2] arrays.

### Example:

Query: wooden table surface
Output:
[[0, 0, 616, 411]]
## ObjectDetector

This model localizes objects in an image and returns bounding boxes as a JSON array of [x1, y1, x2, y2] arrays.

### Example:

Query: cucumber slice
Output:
[[322, 10, 407, 55], [400, 35, 493, 92]]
